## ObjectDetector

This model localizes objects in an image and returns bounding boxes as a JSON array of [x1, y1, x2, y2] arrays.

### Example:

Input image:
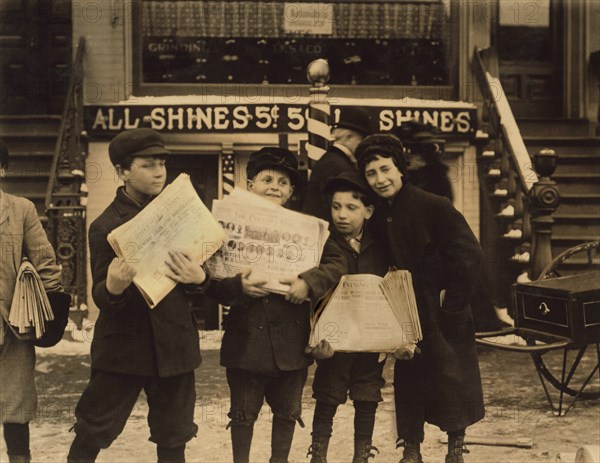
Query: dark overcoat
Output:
[[303, 145, 355, 221], [88, 187, 206, 378], [207, 236, 347, 375], [370, 183, 485, 433]]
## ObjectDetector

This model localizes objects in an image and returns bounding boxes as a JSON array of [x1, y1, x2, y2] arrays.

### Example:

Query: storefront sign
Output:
[[84, 104, 476, 138]]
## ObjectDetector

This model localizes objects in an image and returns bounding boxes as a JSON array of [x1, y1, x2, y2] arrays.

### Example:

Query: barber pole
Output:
[[306, 59, 331, 170], [220, 144, 235, 197]]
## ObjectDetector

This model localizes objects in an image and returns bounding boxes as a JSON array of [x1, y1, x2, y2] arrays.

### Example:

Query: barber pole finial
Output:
[[306, 59, 331, 167]]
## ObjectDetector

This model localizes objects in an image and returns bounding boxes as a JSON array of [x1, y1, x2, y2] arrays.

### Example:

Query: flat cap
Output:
[[246, 147, 299, 186], [323, 171, 372, 199], [109, 128, 170, 166]]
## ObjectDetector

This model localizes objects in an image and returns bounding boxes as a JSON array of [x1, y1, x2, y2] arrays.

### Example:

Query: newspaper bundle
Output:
[[309, 269, 422, 352], [206, 188, 330, 295], [107, 174, 226, 308], [9, 259, 54, 339]]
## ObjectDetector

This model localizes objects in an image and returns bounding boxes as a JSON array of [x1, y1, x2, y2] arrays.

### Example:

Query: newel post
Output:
[[528, 148, 560, 280]]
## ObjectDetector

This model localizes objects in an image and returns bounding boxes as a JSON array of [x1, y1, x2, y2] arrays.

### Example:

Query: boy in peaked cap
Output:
[[206, 146, 347, 463], [306, 171, 396, 463], [67, 128, 209, 463]]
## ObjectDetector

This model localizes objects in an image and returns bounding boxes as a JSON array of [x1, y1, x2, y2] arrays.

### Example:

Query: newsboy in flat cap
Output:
[[303, 106, 374, 221], [68, 126, 209, 462], [205, 146, 348, 462]]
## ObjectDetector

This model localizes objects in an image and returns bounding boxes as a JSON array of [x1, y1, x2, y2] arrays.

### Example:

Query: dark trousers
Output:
[[71, 369, 197, 450], [226, 368, 308, 463], [226, 367, 308, 425]]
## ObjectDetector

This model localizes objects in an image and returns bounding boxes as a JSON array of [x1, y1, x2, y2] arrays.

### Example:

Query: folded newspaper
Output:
[[309, 270, 422, 352], [9, 259, 54, 339], [107, 174, 226, 308], [206, 188, 330, 295]]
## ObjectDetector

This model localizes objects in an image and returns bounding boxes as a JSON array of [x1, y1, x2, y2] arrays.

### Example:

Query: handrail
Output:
[[473, 47, 536, 193], [45, 37, 86, 208]]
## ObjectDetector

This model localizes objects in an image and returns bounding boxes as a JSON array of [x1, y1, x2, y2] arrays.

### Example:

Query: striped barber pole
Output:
[[306, 101, 330, 165], [306, 59, 331, 168], [221, 146, 235, 197]]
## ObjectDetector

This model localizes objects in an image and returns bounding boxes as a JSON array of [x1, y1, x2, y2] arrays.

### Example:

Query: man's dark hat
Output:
[[395, 120, 445, 145], [323, 171, 373, 199], [246, 146, 299, 186], [109, 128, 170, 166], [332, 107, 373, 136]]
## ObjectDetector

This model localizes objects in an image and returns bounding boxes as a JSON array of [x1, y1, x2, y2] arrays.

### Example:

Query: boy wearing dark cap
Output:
[[206, 147, 347, 463], [355, 134, 484, 463], [304, 106, 372, 221], [67, 128, 209, 463], [306, 171, 390, 463]]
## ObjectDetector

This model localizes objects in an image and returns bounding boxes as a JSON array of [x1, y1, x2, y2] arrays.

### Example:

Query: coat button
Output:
[[258, 325, 264, 330], [263, 297, 269, 304], [387, 217, 393, 223]]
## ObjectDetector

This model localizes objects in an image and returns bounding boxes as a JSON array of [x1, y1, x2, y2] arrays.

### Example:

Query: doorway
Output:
[[494, 0, 563, 118], [166, 152, 221, 329], [0, 0, 72, 114]]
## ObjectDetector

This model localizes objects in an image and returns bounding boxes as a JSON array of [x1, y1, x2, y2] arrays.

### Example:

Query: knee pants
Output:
[[72, 369, 197, 449], [226, 368, 308, 426]]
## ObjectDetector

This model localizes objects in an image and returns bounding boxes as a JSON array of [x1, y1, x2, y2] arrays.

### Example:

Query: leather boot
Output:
[[231, 425, 254, 463], [399, 441, 423, 463], [270, 415, 295, 463], [352, 439, 379, 463], [445, 434, 469, 463], [306, 436, 330, 463], [8, 455, 31, 463]]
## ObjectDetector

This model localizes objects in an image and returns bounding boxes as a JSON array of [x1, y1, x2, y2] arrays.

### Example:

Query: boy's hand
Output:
[[392, 343, 420, 361], [106, 257, 136, 296], [165, 250, 207, 285], [241, 268, 269, 298], [280, 276, 309, 304], [304, 340, 334, 359]]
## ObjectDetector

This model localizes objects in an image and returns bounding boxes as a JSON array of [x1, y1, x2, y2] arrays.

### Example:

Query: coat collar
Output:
[[333, 226, 374, 253], [113, 186, 154, 218]]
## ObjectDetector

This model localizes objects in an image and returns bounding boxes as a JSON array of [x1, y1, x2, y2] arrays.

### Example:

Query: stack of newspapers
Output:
[[207, 188, 331, 295], [107, 174, 227, 308], [9, 259, 54, 339], [309, 269, 422, 353]]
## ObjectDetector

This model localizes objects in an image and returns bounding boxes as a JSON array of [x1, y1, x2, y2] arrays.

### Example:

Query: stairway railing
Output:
[[45, 37, 89, 324], [473, 47, 560, 303]]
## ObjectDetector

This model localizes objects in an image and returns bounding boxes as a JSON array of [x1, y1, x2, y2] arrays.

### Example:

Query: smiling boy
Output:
[[67, 128, 208, 463], [355, 134, 484, 463], [206, 147, 347, 463]]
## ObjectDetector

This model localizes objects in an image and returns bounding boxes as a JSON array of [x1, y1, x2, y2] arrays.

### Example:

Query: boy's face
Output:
[[117, 156, 167, 202], [364, 155, 403, 199], [247, 168, 294, 206], [331, 191, 373, 238]]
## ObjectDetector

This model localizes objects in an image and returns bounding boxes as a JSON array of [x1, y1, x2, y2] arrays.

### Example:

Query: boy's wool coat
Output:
[[370, 183, 485, 433], [88, 187, 204, 378], [208, 236, 347, 375]]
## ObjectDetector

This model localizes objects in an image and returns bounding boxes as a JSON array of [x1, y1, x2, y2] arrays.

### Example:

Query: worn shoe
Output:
[[352, 439, 379, 463], [445, 434, 470, 463], [306, 436, 330, 463], [399, 441, 423, 463]]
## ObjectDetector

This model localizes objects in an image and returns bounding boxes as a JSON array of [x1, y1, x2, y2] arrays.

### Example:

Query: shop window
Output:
[[136, 0, 451, 86]]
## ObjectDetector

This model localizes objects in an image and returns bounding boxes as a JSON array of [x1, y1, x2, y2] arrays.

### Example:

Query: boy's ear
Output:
[[115, 164, 129, 181], [246, 179, 254, 191], [364, 204, 374, 220]]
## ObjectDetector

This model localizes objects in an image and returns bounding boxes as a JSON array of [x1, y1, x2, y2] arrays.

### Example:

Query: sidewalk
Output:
[[1, 333, 598, 462]]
